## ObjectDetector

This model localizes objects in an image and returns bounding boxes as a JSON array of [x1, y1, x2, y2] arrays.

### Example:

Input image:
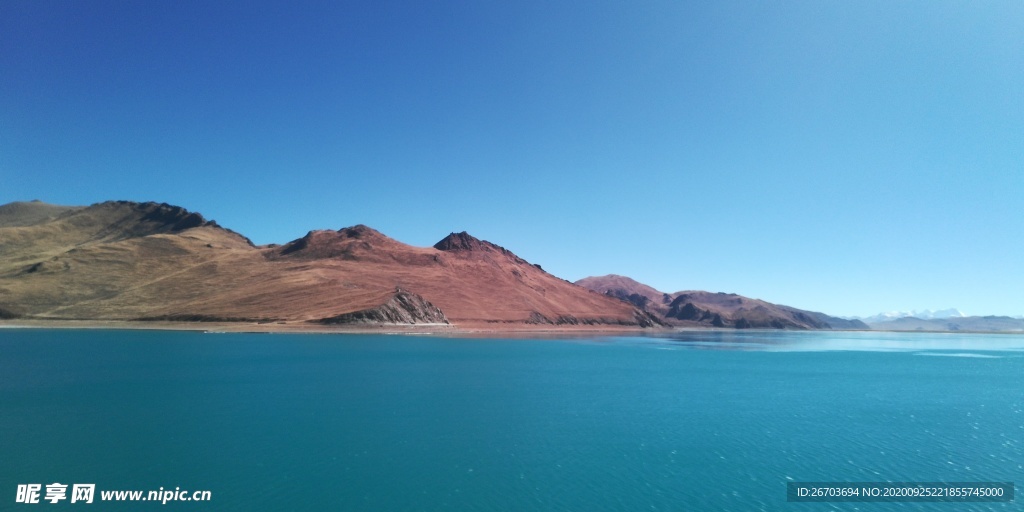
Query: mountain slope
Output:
[[0, 200, 82, 228], [576, 274, 866, 330], [0, 201, 654, 328], [575, 274, 671, 314]]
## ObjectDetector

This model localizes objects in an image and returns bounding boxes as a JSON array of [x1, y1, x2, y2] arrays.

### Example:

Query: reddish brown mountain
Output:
[[0, 200, 656, 328], [576, 274, 867, 330], [575, 274, 673, 316]]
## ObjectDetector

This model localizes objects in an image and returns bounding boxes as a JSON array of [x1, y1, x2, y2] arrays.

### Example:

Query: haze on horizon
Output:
[[2, 1, 1021, 318]]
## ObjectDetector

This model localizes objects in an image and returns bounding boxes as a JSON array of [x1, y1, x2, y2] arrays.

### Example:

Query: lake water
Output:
[[1, 329, 1021, 511]]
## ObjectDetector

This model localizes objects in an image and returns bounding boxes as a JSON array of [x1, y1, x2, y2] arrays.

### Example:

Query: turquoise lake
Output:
[[1, 329, 1022, 511]]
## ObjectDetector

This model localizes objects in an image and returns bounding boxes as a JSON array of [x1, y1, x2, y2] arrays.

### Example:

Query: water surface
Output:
[[1, 329, 1021, 511]]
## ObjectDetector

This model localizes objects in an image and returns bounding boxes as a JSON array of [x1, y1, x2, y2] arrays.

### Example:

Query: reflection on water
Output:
[[605, 330, 1024, 354]]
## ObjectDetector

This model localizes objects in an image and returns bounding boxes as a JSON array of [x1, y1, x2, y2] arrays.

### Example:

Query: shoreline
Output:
[[1, 319, 1020, 336], [0, 318, 670, 336]]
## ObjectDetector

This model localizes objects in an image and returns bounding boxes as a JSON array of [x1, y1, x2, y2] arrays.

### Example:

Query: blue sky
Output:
[[2, 1, 1021, 317]]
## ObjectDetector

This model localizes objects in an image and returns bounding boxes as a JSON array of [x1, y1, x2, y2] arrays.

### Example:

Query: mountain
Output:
[[575, 274, 672, 316], [860, 309, 965, 323], [0, 200, 656, 328], [867, 316, 1024, 332], [576, 275, 867, 330]]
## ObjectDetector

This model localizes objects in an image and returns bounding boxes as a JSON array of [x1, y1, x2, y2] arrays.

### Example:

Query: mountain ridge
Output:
[[0, 200, 654, 328], [866, 316, 1024, 332], [855, 309, 966, 323], [576, 274, 868, 330]]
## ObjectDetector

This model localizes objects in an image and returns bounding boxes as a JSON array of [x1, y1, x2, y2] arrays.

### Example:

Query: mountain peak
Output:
[[434, 231, 489, 252], [575, 275, 666, 300], [576, 274, 655, 290], [276, 225, 400, 259], [860, 308, 966, 323], [337, 224, 385, 240]]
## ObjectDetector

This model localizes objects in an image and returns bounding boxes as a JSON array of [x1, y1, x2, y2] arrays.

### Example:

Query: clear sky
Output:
[[2, 1, 1021, 318]]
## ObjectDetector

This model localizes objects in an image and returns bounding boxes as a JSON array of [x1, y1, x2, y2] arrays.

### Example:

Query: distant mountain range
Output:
[[853, 309, 965, 323], [851, 309, 1024, 332], [866, 316, 1024, 332], [575, 275, 867, 330]]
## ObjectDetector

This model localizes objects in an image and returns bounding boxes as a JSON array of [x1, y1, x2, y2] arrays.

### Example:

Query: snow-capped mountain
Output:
[[859, 309, 965, 323]]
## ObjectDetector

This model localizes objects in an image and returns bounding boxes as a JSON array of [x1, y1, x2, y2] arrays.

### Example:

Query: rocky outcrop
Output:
[[666, 300, 726, 326], [605, 289, 650, 310], [95, 201, 215, 239], [138, 202, 210, 231], [524, 309, 664, 328], [316, 289, 450, 325]]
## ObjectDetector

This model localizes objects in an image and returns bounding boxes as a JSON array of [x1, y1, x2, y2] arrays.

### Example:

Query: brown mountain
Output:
[[0, 200, 656, 328], [575, 275, 675, 318], [576, 274, 867, 330]]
